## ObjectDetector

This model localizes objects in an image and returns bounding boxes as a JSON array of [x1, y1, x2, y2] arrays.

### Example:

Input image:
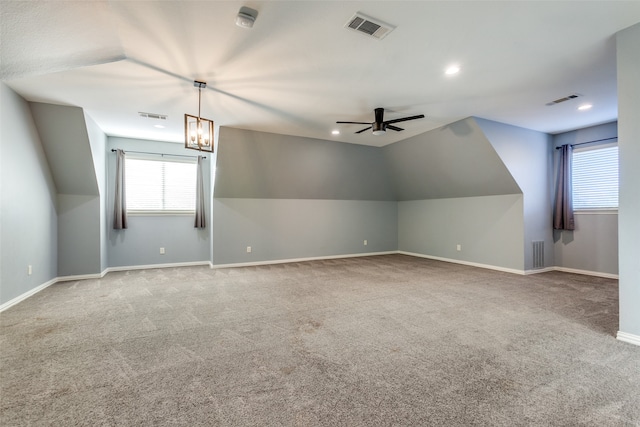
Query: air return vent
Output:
[[545, 93, 581, 106], [532, 241, 545, 269], [345, 13, 395, 40], [138, 112, 167, 120]]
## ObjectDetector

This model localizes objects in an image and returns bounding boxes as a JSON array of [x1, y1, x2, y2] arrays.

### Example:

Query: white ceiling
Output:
[[2, 1, 640, 146]]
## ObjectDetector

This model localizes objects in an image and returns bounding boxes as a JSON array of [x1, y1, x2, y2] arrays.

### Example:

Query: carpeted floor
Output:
[[1, 254, 639, 426]]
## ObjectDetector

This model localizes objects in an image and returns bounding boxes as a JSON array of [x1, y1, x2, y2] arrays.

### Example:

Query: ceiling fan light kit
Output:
[[184, 80, 214, 152]]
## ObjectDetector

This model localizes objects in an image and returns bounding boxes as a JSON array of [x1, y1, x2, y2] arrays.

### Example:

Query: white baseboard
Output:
[[57, 271, 107, 283], [616, 331, 640, 347], [105, 260, 212, 273], [0, 277, 58, 312], [524, 267, 556, 275], [1, 261, 213, 313], [553, 266, 618, 279], [397, 251, 526, 275], [0, 253, 622, 313], [211, 251, 397, 269]]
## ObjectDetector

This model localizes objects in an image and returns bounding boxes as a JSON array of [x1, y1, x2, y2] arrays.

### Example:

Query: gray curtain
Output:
[[553, 144, 575, 230], [113, 149, 128, 230], [194, 155, 206, 228]]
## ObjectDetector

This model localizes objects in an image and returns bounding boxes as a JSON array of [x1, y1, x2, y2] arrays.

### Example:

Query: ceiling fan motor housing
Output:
[[372, 122, 386, 135]]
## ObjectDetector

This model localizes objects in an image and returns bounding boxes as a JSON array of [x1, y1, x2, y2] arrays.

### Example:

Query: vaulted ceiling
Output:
[[2, 1, 640, 146]]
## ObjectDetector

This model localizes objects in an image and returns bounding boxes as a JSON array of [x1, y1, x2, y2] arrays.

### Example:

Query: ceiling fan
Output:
[[337, 107, 425, 135]]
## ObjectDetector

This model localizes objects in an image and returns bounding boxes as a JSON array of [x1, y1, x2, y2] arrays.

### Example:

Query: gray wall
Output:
[[213, 199, 397, 265], [0, 83, 58, 305], [212, 127, 398, 266], [107, 137, 210, 268], [551, 122, 619, 275], [617, 22, 640, 338], [215, 127, 395, 200], [84, 113, 108, 272], [476, 118, 554, 270], [398, 195, 525, 271], [383, 118, 521, 200], [29, 102, 103, 276], [553, 213, 618, 275], [57, 195, 101, 276], [386, 118, 527, 271]]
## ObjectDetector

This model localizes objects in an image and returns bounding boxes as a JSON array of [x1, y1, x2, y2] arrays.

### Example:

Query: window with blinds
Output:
[[572, 144, 618, 210], [125, 157, 197, 214]]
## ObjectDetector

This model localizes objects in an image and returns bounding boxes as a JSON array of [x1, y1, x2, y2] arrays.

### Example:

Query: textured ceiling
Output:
[[2, 1, 640, 146]]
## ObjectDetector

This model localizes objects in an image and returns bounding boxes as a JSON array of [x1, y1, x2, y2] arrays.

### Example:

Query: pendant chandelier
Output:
[[184, 80, 214, 152]]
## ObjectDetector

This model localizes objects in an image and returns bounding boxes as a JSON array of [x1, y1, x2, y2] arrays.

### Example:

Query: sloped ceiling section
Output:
[[383, 117, 522, 201], [214, 127, 395, 201], [28, 102, 99, 196], [215, 119, 521, 202]]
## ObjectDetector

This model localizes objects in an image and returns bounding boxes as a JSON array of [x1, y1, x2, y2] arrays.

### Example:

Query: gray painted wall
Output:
[[0, 83, 58, 304], [476, 118, 554, 270], [398, 195, 525, 271], [554, 213, 618, 275], [213, 198, 397, 265], [552, 122, 619, 275], [214, 127, 395, 200], [57, 194, 101, 276], [28, 103, 98, 196], [29, 102, 104, 276], [383, 118, 521, 200], [107, 137, 210, 268], [385, 118, 527, 271], [211, 127, 398, 266], [617, 23, 640, 338], [84, 113, 108, 272]]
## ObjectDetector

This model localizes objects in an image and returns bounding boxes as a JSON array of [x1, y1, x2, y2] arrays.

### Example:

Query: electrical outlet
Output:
[[456, 244, 462, 251], [28, 265, 32, 275], [160, 247, 165, 255], [364, 240, 368, 246], [246, 246, 252, 253]]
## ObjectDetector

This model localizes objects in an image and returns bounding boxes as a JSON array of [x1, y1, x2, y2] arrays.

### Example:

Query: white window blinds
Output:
[[572, 144, 618, 210], [125, 157, 197, 213]]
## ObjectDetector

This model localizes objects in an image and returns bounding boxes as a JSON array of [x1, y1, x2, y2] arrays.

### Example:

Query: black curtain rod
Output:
[[111, 149, 206, 159], [555, 136, 617, 149]]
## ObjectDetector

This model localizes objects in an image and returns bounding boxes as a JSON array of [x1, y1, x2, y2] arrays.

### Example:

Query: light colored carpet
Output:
[[1, 254, 639, 426]]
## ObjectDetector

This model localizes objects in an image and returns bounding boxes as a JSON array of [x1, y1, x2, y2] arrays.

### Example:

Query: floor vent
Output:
[[545, 93, 581, 106], [532, 241, 545, 269], [345, 13, 395, 40]]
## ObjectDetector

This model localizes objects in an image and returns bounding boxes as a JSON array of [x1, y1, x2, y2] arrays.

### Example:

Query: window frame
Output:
[[124, 153, 198, 216]]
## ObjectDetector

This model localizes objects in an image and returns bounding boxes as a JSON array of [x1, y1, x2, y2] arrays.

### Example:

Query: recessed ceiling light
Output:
[[578, 104, 592, 111], [154, 124, 165, 129], [332, 130, 340, 135], [445, 65, 460, 75]]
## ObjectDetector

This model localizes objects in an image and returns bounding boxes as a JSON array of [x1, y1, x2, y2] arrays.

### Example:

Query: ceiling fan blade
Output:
[[384, 114, 425, 125], [386, 124, 404, 132], [355, 126, 372, 134], [337, 121, 371, 125]]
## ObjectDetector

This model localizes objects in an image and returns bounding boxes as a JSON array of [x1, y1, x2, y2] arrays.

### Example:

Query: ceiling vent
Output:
[[345, 13, 395, 40], [545, 93, 582, 106], [138, 112, 167, 120]]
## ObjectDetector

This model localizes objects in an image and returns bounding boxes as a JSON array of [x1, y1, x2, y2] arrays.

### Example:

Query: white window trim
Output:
[[574, 209, 618, 215]]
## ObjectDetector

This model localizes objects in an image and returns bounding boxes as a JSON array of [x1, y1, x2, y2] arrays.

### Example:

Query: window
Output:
[[125, 156, 197, 214], [572, 143, 618, 210]]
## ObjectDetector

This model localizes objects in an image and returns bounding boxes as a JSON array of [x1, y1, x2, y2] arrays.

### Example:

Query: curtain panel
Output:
[[553, 144, 575, 230], [194, 155, 206, 229], [113, 149, 128, 230]]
